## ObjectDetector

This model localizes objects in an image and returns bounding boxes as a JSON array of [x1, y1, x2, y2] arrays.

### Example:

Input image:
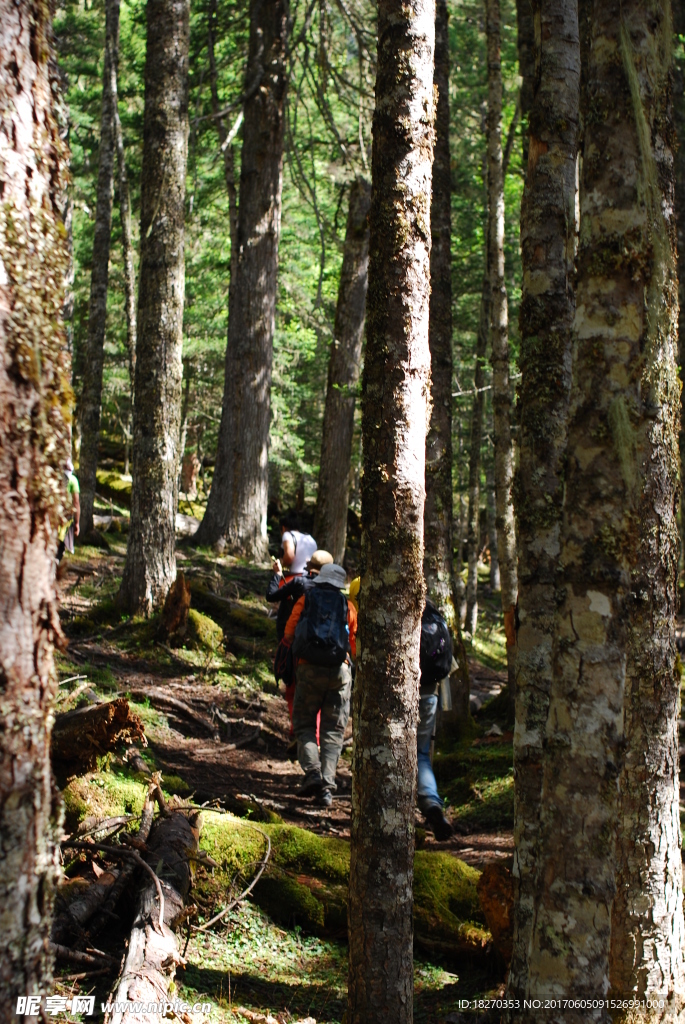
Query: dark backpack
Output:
[[420, 600, 453, 685], [292, 585, 350, 667]]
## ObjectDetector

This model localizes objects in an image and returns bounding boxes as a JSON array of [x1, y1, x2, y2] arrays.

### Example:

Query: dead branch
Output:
[[52, 698, 146, 776]]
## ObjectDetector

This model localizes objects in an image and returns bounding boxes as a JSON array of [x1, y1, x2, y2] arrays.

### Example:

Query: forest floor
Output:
[[52, 499, 516, 1023]]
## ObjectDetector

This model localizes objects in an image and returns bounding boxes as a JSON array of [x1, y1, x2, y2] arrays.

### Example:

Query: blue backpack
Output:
[[292, 585, 350, 667]]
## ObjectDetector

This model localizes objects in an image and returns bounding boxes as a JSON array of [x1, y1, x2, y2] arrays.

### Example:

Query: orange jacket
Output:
[[285, 591, 357, 661]]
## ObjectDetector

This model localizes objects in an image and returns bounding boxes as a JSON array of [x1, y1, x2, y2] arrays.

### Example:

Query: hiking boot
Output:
[[424, 805, 454, 842], [315, 786, 333, 808], [299, 772, 323, 797]]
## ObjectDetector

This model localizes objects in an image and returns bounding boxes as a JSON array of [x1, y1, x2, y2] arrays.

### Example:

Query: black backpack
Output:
[[292, 585, 350, 667], [420, 600, 453, 685]]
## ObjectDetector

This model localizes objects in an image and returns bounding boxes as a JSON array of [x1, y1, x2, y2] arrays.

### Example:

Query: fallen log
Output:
[[109, 811, 202, 1024], [52, 699, 146, 777], [52, 869, 120, 946], [88, 783, 156, 941], [129, 688, 219, 739]]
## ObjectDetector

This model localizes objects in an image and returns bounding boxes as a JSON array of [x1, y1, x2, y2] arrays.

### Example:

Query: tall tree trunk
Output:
[[207, 0, 239, 275], [0, 0, 71, 1011], [314, 176, 371, 563], [486, 462, 499, 592], [425, 0, 470, 710], [347, 0, 435, 1021], [464, 270, 489, 636], [486, 0, 517, 701], [111, 39, 136, 399], [525, 1, 682, 1014], [674, 1, 685, 573], [609, 6, 684, 1008], [119, 0, 189, 615], [78, 0, 120, 537], [507, 0, 579, 1004], [515, 0, 535, 165], [194, 0, 289, 559]]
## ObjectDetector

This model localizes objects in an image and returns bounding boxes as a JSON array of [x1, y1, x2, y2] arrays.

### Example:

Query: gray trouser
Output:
[[292, 661, 352, 789]]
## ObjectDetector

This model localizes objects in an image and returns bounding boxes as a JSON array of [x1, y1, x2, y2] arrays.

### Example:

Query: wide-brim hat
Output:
[[313, 563, 347, 589], [307, 549, 334, 571]]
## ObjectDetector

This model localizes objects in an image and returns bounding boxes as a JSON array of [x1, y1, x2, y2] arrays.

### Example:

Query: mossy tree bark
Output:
[[525, 2, 683, 1016], [609, 6, 684, 1009], [314, 176, 371, 564], [0, 0, 72, 1011], [195, 0, 289, 559], [347, 1, 435, 1021], [486, 0, 517, 699], [508, 0, 579, 1004], [674, 0, 685, 569], [78, 0, 120, 537], [119, 0, 189, 615]]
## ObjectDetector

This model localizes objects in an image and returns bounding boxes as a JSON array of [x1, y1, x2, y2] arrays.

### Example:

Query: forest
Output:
[[1, 0, 684, 1022]]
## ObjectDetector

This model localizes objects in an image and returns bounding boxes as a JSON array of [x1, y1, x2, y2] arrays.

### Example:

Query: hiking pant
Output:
[[293, 661, 352, 790], [417, 693, 443, 814]]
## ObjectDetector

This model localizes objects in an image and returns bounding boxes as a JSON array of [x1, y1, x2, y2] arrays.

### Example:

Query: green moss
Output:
[[96, 468, 133, 508], [197, 818, 487, 951], [162, 774, 191, 796], [62, 768, 149, 830], [186, 608, 224, 651]]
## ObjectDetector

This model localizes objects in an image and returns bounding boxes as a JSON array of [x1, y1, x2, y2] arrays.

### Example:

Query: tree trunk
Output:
[[525, 2, 682, 1015], [464, 270, 489, 636], [486, 0, 517, 701], [194, 0, 289, 559], [347, 1, 435, 1021], [507, 0, 579, 1005], [609, 5, 684, 1009], [79, 0, 120, 537], [313, 176, 371, 564], [118, 0, 189, 615], [111, 36, 137, 398], [515, 0, 535, 165], [674, 1, 685, 574], [0, 0, 71, 1012], [424, 0, 470, 716], [486, 463, 499, 592], [207, 0, 239, 278]]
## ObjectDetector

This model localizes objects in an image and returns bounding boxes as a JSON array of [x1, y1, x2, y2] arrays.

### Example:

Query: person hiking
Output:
[[285, 562, 357, 807], [418, 599, 455, 841], [57, 458, 80, 564], [278, 516, 317, 576], [268, 550, 334, 741]]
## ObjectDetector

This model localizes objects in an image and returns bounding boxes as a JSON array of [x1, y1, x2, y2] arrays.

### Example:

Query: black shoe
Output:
[[299, 772, 323, 797], [315, 786, 333, 808], [424, 805, 454, 841]]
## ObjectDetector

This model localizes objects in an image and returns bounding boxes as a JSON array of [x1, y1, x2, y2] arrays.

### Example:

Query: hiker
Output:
[[285, 562, 357, 807], [279, 516, 317, 576], [418, 600, 455, 841], [57, 459, 80, 564], [268, 550, 334, 738]]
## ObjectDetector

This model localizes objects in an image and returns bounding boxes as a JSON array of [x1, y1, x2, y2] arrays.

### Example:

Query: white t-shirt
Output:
[[282, 530, 317, 575]]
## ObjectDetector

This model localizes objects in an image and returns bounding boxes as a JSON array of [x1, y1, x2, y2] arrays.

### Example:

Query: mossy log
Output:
[[197, 818, 491, 961], [189, 581, 275, 645], [110, 811, 201, 1024], [52, 699, 146, 777]]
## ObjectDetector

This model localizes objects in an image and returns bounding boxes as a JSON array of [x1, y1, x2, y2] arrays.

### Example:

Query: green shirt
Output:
[[67, 472, 80, 495]]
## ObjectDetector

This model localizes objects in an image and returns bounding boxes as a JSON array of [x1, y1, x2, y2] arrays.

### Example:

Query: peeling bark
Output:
[[314, 177, 371, 564], [119, 0, 189, 614], [508, 0, 579, 1005], [195, 0, 289, 559], [0, 0, 71, 1011], [525, 2, 683, 1017], [674, 0, 685, 567], [486, 0, 517, 699], [347, 1, 435, 1021], [79, 0, 120, 537]]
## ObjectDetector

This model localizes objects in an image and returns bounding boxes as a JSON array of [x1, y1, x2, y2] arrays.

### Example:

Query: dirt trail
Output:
[[57, 545, 512, 868]]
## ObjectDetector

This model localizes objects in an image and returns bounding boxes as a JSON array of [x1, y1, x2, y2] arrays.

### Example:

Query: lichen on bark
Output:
[[0, 0, 72, 1011], [347, 1, 435, 1022]]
